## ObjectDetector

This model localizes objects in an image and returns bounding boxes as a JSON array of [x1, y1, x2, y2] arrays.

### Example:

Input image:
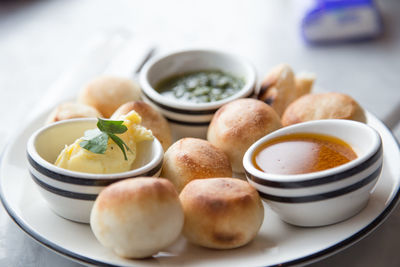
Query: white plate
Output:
[[1, 111, 399, 267]]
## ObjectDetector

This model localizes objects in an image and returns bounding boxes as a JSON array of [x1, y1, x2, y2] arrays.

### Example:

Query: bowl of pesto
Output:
[[139, 49, 256, 139]]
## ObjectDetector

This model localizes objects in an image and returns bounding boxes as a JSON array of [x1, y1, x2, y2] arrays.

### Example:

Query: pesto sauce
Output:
[[155, 70, 244, 103]]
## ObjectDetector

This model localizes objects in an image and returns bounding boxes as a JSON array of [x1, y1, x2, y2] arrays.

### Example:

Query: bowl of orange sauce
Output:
[[243, 119, 382, 227]]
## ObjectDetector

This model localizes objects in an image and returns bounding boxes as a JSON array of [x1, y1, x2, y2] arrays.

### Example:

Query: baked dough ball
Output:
[[111, 101, 172, 151], [295, 72, 315, 99], [180, 178, 264, 249], [161, 138, 232, 192], [78, 76, 141, 118], [281, 92, 367, 126], [45, 102, 102, 124], [90, 177, 183, 259], [207, 98, 282, 173], [257, 64, 296, 116]]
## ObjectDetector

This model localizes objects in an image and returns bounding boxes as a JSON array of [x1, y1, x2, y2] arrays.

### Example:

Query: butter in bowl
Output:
[[26, 112, 164, 223]]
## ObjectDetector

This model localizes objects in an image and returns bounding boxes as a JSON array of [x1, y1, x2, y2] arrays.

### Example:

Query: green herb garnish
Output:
[[80, 118, 131, 160]]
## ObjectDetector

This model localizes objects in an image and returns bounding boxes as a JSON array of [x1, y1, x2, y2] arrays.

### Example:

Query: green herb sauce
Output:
[[156, 70, 244, 103]]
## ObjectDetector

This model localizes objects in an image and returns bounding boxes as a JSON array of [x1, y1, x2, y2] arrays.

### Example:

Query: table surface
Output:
[[0, 0, 400, 266]]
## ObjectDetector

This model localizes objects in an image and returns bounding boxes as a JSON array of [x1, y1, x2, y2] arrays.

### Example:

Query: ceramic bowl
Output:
[[243, 119, 383, 227], [139, 49, 256, 140], [26, 118, 164, 223]]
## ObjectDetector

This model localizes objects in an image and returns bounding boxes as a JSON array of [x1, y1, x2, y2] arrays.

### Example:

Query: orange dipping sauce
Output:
[[252, 133, 357, 175]]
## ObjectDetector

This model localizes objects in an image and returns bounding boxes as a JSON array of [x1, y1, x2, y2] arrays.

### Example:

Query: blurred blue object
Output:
[[302, 0, 383, 44]]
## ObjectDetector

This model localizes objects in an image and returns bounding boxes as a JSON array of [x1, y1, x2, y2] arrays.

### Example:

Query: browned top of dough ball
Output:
[[180, 178, 258, 209], [78, 76, 140, 118], [113, 101, 159, 122], [257, 63, 296, 116], [46, 102, 102, 124], [207, 98, 282, 172], [179, 177, 264, 249], [96, 178, 178, 214], [209, 98, 282, 144], [112, 101, 172, 151], [167, 138, 232, 180], [281, 92, 366, 126]]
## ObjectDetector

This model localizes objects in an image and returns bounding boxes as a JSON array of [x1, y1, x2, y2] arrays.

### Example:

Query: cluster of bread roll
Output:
[[46, 76, 173, 151], [47, 75, 265, 259], [90, 178, 184, 258], [204, 64, 366, 174], [207, 98, 282, 173], [90, 136, 265, 259], [46, 76, 140, 123], [91, 176, 264, 258], [256, 63, 366, 126], [48, 64, 367, 259]]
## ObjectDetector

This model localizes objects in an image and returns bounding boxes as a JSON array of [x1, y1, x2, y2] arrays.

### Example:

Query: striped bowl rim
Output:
[[251, 164, 382, 203], [29, 165, 163, 201], [246, 145, 382, 189], [26, 118, 164, 181]]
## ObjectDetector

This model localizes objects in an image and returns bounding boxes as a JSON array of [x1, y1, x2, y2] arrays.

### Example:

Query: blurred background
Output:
[[0, 0, 399, 266]]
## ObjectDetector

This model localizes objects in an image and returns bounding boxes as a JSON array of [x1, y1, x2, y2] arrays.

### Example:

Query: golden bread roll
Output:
[[207, 98, 282, 173], [111, 101, 172, 151], [90, 177, 183, 259], [281, 92, 366, 126], [161, 138, 232, 192], [45, 102, 102, 124], [295, 72, 315, 99], [78, 76, 141, 118], [257, 64, 296, 116], [179, 178, 264, 249]]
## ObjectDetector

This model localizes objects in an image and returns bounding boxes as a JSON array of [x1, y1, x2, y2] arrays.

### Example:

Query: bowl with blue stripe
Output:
[[26, 118, 164, 223], [139, 49, 256, 140], [243, 119, 383, 227]]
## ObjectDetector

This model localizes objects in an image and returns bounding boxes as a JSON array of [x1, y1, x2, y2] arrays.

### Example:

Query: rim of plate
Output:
[[1, 158, 399, 267]]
